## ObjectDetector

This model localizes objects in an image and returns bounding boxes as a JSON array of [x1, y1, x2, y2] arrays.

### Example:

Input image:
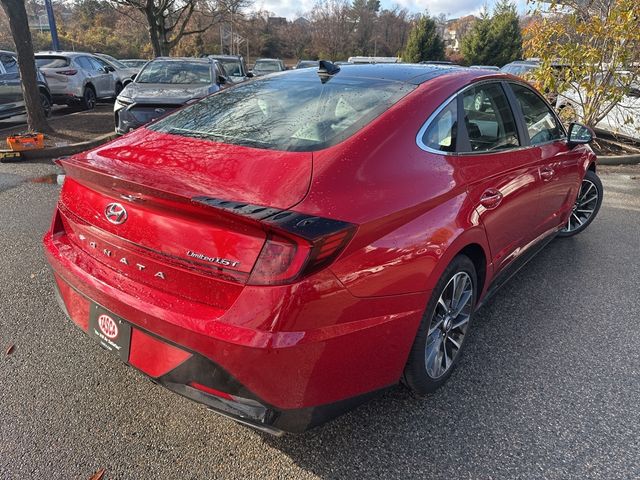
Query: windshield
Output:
[[297, 61, 318, 69], [149, 75, 414, 152], [218, 59, 243, 77], [136, 61, 212, 84], [99, 54, 127, 69], [122, 60, 147, 68], [501, 64, 536, 76], [254, 61, 281, 72]]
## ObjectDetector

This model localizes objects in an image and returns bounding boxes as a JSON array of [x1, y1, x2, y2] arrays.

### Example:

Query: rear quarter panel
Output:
[[297, 72, 495, 298]]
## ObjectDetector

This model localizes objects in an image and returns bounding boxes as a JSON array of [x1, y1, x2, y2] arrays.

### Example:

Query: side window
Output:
[[75, 57, 92, 71], [421, 99, 457, 152], [0, 54, 18, 74], [88, 57, 106, 71], [510, 83, 563, 145], [460, 83, 520, 152]]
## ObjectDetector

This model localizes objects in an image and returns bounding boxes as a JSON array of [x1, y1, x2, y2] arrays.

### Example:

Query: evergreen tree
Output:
[[403, 14, 445, 62], [461, 0, 522, 66]]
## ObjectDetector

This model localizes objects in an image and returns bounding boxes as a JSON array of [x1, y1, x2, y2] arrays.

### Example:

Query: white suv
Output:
[[35, 51, 118, 109]]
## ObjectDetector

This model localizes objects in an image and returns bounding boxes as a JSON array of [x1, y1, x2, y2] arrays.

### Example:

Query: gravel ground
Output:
[[0, 162, 638, 479]]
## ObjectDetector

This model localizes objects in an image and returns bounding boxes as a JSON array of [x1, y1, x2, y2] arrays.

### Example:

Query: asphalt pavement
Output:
[[0, 161, 638, 479]]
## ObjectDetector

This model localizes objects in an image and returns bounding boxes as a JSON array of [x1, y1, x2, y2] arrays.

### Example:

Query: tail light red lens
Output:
[[248, 227, 355, 286], [57, 69, 78, 76], [192, 196, 357, 286]]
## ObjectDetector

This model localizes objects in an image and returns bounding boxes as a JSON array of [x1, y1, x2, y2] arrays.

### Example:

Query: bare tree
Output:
[[109, 0, 222, 56], [0, 0, 51, 132]]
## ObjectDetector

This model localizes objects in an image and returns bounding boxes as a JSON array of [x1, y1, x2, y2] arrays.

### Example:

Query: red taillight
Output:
[[248, 227, 355, 286], [191, 196, 357, 286], [57, 69, 77, 76]]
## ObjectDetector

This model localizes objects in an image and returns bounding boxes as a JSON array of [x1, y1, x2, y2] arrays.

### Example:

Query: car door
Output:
[[454, 81, 542, 274], [91, 56, 117, 96], [507, 82, 581, 233], [0, 53, 23, 115], [83, 56, 111, 98]]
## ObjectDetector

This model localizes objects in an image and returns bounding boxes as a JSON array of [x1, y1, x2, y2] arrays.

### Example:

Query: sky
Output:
[[251, 0, 529, 20]]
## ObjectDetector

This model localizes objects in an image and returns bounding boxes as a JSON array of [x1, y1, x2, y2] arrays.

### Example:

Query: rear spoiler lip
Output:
[[191, 196, 356, 243]]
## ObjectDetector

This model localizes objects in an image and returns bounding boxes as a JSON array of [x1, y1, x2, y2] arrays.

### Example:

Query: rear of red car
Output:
[[44, 68, 430, 433]]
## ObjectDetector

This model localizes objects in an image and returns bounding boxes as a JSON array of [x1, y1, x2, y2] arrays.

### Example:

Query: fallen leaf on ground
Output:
[[88, 468, 106, 480], [5, 344, 15, 356]]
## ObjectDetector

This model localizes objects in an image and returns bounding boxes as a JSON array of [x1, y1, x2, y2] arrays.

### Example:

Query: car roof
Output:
[[209, 55, 242, 60], [0, 50, 16, 56], [35, 51, 93, 57], [255, 58, 282, 62], [280, 63, 499, 85]]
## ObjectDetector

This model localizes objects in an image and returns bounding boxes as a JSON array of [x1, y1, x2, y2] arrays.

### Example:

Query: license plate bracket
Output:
[[88, 304, 131, 361]]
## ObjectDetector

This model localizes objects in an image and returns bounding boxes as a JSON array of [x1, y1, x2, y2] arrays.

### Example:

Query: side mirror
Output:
[[567, 123, 594, 147], [247, 72, 254, 78], [217, 75, 227, 85]]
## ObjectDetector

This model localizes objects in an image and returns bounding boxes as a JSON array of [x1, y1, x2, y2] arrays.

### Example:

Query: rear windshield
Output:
[[35, 56, 70, 68], [136, 61, 212, 84], [149, 75, 415, 152]]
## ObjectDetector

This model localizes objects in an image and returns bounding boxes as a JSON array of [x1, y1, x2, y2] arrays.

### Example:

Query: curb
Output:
[[598, 153, 640, 165], [0, 133, 116, 161]]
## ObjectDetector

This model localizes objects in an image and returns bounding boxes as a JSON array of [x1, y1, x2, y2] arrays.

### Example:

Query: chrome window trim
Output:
[[416, 78, 567, 155]]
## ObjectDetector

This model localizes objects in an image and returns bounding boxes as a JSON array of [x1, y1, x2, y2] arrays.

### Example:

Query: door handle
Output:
[[480, 189, 503, 209], [540, 166, 554, 180]]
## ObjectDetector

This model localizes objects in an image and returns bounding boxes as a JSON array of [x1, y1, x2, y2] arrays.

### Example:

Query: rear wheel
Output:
[[558, 170, 603, 237], [81, 86, 96, 110], [403, 255, 477, 394]]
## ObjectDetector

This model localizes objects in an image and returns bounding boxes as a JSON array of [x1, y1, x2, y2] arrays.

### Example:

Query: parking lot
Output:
[[0, 160, 638, 479]]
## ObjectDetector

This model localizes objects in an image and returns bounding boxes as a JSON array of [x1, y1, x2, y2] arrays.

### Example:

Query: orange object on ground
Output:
[[6, 133, 45, 151]]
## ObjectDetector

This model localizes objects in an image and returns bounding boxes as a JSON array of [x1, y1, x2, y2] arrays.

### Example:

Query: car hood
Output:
[[119, 82, 213, 105]]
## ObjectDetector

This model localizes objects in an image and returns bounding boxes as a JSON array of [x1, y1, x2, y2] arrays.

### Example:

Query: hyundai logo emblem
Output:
[[105, 202, 128, 225]]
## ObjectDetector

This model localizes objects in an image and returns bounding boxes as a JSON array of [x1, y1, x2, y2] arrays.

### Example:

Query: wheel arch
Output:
[[424, 227, 492, 299]]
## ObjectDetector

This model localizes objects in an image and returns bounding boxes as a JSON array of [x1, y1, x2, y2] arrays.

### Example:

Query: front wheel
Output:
[[558, 170, 603, 237], [403, 255, 477, 394]]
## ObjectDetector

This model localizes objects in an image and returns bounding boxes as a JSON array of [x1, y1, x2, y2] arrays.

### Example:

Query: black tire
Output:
[[558, 169, 603, 237], [81, 86, 96, 110], [403, 255, 477, 395], [39, 91, 52, 118]]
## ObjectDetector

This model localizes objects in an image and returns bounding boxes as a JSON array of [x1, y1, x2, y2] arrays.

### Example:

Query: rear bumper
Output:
[[44, 230, 427, 432]]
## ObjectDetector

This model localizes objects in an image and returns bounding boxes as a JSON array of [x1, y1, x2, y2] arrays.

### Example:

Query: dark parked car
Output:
[[45, 64, 601, 435], [294, 60, 319, 69], [0, 50, 52, 120], [207, 55, 252, 83], [114, 57, 230, 134], [251, 58, 285, 76]]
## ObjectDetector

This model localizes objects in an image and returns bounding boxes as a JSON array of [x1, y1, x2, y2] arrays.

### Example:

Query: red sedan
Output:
[[44, 63, 602, 434]]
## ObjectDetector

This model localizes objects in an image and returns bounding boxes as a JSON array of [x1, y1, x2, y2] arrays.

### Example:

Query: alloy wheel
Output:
[[425, 271, 474, 379], [563, 179, 598, 233]]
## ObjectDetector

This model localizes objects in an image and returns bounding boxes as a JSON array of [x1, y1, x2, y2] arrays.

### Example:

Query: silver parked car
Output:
[[207, 55, 252, 83], [0, 50, 52, 120], [95, 53, 141, 94], [35, 51, 118, 109], [114, 57, 230, 135], [251, 58, 286, 76]]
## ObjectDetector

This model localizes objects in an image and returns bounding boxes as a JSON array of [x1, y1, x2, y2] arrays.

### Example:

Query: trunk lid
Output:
[[56, 129, 313, 307]]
